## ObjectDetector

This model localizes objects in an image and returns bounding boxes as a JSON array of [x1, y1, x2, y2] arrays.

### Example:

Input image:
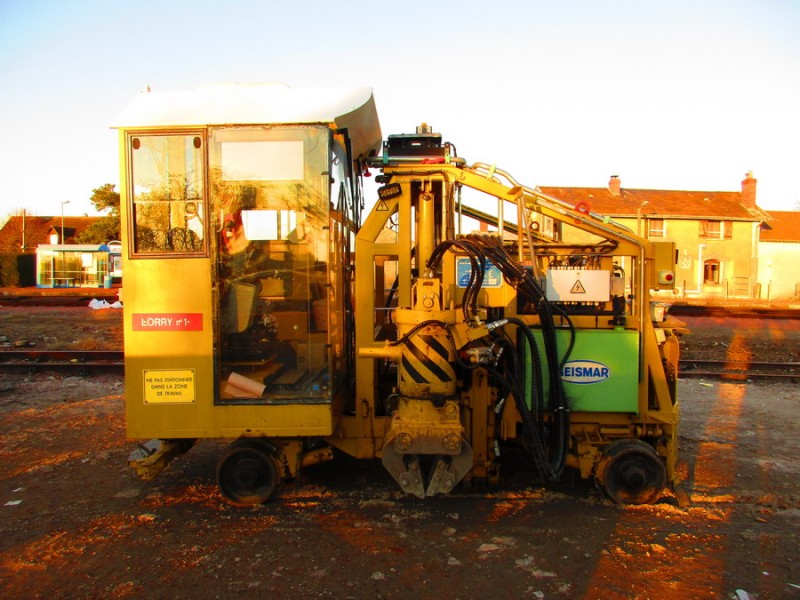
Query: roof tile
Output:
[[761, 210, 800, 242], [538, 186, 764, 221]]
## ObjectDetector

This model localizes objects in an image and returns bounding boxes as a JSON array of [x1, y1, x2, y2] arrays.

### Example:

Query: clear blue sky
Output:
[[1, 0, 798, 219]]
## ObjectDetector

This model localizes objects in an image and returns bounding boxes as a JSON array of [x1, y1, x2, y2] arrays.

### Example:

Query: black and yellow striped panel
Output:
[[399, 331, 456, 397]]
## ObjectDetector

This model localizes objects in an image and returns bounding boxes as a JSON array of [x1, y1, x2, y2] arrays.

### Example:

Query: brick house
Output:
[[0, 215, 101, 286], [539, 173, 771, 299], [0, 215, 100, 252], [758, 211, 800, 301]]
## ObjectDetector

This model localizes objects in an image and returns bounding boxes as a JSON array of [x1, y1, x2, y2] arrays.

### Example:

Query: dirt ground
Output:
[[0, 305, 123, 351], [0, 306, 799, 599]]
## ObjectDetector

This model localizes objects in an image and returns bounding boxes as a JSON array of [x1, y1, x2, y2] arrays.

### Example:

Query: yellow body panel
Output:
[[122, 252, 339, 439]]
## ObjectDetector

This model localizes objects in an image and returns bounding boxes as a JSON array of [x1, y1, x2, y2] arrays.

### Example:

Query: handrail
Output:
[[462, 161, 650, 378], [376, 158, 651, 379]]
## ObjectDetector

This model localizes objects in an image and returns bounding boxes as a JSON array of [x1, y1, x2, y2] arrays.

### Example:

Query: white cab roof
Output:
[[113, 84, 382, 158]]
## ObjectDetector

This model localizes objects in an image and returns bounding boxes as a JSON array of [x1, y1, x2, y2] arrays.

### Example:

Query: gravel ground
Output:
[[0, 307, 799, 598]]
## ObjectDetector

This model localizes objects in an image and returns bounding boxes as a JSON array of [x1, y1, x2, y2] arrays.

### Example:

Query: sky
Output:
[[1, 0, 798, 220]]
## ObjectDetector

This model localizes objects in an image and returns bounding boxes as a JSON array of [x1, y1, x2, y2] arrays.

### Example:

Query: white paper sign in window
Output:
[[241, 210, 297, 240], [221, 141, 303, 181]]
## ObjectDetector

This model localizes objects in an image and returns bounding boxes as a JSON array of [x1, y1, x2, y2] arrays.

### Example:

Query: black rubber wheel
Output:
[[595, 439, 667, 505], [216, 440, 279, 506]]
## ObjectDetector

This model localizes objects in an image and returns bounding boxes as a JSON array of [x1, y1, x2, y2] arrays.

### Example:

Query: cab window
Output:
[[208, 126, 333, 403], [128, 133, 206, 254]]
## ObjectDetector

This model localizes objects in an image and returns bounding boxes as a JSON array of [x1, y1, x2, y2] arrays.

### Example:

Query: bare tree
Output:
[[0, 208, 39, 252], [0, 207, 35, 230]]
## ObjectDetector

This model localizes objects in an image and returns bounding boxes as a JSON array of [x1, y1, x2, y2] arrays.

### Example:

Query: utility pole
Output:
[[60, 200, 70, 244]]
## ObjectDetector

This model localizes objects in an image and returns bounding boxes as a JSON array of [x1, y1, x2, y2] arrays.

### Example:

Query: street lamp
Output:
[[60, 200, 70, 245]]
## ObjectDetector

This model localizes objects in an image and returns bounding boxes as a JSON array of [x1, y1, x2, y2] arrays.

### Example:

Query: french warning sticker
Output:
[[132, 313, 203, 331], [143, 369, 196, 404]]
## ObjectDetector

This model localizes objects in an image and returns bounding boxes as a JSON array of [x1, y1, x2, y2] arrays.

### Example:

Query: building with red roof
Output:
[[759, 211, 800, 301], [0, 215, 102, 286], [539, 173, 774, 300]]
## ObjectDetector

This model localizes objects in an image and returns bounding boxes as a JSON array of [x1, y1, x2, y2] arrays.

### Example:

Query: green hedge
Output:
[[0, 253, 19, 287], [0, 253, 35, 287]]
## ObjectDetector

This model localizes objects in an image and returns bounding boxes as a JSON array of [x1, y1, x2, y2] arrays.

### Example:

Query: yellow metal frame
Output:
[[115, 93, 679, 499], [347, 160, 679, 487]]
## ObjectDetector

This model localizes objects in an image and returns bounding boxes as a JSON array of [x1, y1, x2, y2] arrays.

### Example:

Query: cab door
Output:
[[122, 131, 215, 438], [207, 126, 335, 408]]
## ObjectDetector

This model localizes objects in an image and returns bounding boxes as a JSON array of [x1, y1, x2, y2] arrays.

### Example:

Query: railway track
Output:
[[1, 350, 796, 381], [668, 305, 800, 319], [0, 350, 124, 372], [1, 293, 798, 318], [0, 295, 119, 308], [678, 359, 799, 381]]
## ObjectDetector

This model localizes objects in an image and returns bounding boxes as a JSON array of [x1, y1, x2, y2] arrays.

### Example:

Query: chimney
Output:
[[741, 171, 757, 208], [608, 175, 621, 196]]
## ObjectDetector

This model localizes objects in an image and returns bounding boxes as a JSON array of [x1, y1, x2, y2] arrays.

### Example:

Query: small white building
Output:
[[36, 243, 114, 288], [759, 211, 800, 301]]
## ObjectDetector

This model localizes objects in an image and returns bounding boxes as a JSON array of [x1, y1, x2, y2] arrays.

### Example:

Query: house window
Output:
[[648, 219, 665, 238], [700, 220, 732, 240], [704, 259, 721, 284]]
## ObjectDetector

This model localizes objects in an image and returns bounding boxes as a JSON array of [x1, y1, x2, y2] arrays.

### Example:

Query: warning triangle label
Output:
[[376, 200, 389, 212], [570, 279, 586, 294]]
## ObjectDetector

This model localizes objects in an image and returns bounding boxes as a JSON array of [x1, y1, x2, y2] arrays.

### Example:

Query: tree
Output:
[[77, 184, 121, 244], [89, 183, 121, 216], [0, 207, 40, 253], [0, 207, 36, 286], [0, 207, 32, 231]]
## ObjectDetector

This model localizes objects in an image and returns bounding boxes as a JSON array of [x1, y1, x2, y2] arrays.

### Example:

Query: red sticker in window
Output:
[[132, 313, 203, 331]]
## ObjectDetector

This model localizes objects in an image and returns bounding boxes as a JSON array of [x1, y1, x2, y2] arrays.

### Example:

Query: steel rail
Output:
[[0, 350, 124, 372], [2, 351, 795, 380], [669, 305, 800, 319], [0, 296, 118, 308], [679, 359, 799, 380]]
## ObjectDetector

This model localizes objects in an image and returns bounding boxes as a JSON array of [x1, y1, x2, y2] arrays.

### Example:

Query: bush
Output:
[[0, 253, 20, 287]]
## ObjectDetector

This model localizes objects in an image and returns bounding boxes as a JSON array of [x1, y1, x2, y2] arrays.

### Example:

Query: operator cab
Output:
[[115, 85, 380, 431]]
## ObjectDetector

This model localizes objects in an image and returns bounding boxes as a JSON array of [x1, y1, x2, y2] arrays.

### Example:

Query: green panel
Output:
[[524, 328, 640, 413]]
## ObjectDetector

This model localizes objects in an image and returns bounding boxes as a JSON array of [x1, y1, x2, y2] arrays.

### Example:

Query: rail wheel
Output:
[[595, 439, 666, 505], [216, 439, 280, 506]]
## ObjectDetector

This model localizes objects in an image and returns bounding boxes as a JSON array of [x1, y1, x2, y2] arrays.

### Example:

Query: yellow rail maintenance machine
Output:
[[115, 85, 681, 506]]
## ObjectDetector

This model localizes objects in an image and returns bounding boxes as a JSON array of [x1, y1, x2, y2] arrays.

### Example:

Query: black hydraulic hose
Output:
[[504, 317, 567, 480], [464, 234, 572, 479], [427, 239, 486, 324], [448, 328, 540, 467], [385, 276, 399, 323], [531, 305, 570, 479], [388, 319, 449, 347], [488, 334, 552, 475], [487, 365, 550, 474], [503, 318, 544, 429], [548, 300, 577, 370], [423, 233, 575, 478]]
